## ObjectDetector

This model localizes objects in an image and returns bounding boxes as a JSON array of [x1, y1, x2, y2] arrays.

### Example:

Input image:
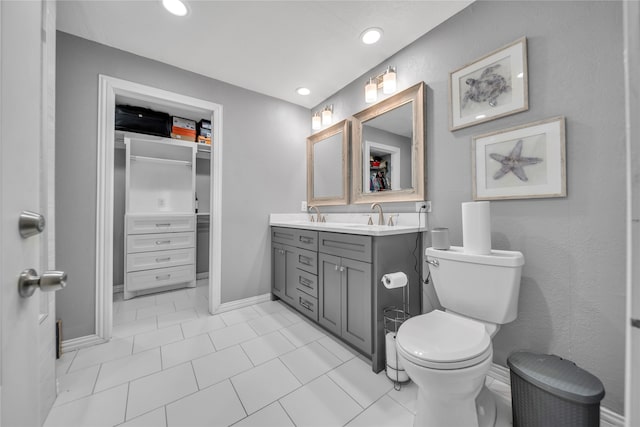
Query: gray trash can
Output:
[[507, 352, 605, 427]]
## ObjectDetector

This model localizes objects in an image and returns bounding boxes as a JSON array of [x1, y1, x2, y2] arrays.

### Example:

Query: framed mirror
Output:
[[307, 119, 350, 206], [351, 82, 426, 204]]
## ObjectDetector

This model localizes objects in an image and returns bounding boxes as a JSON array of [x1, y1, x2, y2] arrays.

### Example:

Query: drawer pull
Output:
[[299, 277, 313, 289], [155, 240, 171, 245], [156, 257, 171, 262], [299, 236, 313, 244], [299, 256, 312, 266], [334, 265, 339, 271], [299, 297, 312, 311], [156, 223, 171, 227], [155, 274, 171, 280]]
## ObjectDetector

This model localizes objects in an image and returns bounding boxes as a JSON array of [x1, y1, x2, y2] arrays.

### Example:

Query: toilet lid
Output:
[[396, 310, 491, 368]]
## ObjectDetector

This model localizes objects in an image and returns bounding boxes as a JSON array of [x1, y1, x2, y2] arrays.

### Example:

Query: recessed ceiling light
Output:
[[361, 28, 383, 45], [296, 87, 311, 96], [162, 0, 189, 17]]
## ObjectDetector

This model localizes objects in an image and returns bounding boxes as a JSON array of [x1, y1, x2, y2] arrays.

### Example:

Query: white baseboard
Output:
[[61, 334, 107, 353], [489, 363, 623, 427], [113, 284, 123, 294], [214, 293, 271, 314], [196, 272, 209, 280]]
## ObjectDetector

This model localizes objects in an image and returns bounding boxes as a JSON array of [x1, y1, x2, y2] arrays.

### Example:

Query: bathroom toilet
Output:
[[396, 246, 524, 427]]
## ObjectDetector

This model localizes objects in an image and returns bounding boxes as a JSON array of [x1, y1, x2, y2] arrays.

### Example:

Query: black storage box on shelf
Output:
[[507, 352, 605, 427], [115, 105, 171, 137]]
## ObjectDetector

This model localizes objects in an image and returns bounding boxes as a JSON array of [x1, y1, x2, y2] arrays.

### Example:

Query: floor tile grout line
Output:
[[228, 378, 250, 421], [164, 405, 169, 427], [91, 362, 103, 395], [277, 400, 298, 427], [189, 360, 201, 391], [123, 381, 131, 423], [323, 368, 367, 411]]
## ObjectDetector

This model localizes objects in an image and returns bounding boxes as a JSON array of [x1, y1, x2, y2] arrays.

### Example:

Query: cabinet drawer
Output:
[[271, 227, 318, 251], [127, 232, 195, 253], [126, 248, 195, 272], [319, 232, 372, 262], [126, 264, 195, 292], [295, 269, 317, 298], [294, 247, 317, 275], [295, 288, 318, 321], [127, 214, 195, 234]]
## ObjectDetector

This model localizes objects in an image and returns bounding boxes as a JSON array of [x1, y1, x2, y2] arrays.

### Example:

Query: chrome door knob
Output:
[[19, 211, 45, 238], [18, 269, 67, 298]]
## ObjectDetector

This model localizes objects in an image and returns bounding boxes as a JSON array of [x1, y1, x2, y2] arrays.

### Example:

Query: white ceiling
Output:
[[57, 0, 472, 109]]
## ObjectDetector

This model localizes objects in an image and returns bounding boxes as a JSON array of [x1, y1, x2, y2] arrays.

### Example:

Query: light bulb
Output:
[[365, 78, 377, 103], [321, 107, 332, 126], [382, 68, 396, 94], [312, 114, 321, 130]]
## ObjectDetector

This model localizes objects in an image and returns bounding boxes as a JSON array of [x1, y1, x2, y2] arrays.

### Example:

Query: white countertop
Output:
[[269, 213, 428, 236]]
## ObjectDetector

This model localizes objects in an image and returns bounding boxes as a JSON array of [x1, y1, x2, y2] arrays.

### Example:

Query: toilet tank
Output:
[[426, 246, 524, 324]]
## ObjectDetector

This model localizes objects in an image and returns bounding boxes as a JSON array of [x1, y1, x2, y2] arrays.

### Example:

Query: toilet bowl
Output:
[[396, 310, 495, 427], [396, 246, 524, 427]]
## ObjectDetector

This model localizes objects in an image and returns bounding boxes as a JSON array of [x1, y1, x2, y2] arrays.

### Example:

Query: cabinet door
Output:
[[272, 243, 286, 299], [284, 248, 298, 305], [318, 253, 342, 336], [341, 258, 372, 354]]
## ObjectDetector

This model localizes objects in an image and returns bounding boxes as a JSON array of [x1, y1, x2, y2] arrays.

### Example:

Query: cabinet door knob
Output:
[[334, 265, 338, 271], [340, 266, 345, 272]]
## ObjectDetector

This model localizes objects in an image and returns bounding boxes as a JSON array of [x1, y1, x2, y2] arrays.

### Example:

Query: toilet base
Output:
[[413, 383, 497, 427]]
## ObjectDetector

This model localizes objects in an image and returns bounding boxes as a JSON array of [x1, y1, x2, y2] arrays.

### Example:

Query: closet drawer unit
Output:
[[126, 264, 195, 292], [127, 214, 195, 235], [126, 248, 195, 272], [127, 232, 195, 254], [272, 227, 318, 251], [318, 232, 372, 263], [294, 288, 318, 321], [295, 247, 317, 275], [295, 269, 318, 298]]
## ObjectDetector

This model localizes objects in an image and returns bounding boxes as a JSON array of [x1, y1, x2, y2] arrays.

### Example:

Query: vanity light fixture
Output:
[[162, 0, 189, 16], [364, 66, 397, 103], [310, 105, 333, 130], [361, 27, 383, 45]]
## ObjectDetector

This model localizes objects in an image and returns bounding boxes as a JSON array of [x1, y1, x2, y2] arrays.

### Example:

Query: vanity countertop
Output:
[[269, 213, 427, 236]]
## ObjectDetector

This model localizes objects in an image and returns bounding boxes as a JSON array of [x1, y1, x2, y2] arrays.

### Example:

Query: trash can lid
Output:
[[507, 352, 605, 404]]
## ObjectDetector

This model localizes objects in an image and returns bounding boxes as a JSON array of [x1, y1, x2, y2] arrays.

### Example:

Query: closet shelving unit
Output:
[[122, 135, 205, 299]]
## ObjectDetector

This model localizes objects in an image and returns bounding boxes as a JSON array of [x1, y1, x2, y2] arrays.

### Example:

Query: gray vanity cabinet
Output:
[[271, 226, 421, 373], [318, 253, 372, 354]]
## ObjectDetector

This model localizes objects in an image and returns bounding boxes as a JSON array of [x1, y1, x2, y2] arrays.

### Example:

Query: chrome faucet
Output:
[[370, 203, 385, 225], [308, 205, 325, 223]]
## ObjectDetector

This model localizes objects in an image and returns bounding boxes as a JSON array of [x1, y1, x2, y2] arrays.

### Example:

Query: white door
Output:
[[1, 1, 60, 426]]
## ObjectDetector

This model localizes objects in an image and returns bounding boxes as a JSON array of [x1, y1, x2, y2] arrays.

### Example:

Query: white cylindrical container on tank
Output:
[[462, 201, 492, 255]]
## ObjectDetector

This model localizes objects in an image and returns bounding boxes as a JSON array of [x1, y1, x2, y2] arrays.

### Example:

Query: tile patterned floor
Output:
[[46, 281, 513, 427]]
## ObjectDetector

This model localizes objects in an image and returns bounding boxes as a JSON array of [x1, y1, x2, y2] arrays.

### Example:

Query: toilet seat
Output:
[[396, 310, 492, 370]]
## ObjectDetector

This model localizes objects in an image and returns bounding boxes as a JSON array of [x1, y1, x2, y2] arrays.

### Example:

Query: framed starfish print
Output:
[[472, 117, 566, 200], [450, 37, 528, 131]]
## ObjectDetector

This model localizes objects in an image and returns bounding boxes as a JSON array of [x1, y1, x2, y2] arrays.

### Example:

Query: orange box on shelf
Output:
[[197, 135, 211, 145], [171, 126, 196, 137], [170, 132, 196, 142]]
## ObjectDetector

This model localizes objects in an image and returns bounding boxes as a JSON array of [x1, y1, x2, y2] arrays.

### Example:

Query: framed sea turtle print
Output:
[[472, 116, 566, 201], [450, 37, 528, 131]]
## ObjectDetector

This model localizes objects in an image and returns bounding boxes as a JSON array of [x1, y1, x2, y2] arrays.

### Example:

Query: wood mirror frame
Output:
[[351, 82, 426, 204], [307, 119, 350, 206]]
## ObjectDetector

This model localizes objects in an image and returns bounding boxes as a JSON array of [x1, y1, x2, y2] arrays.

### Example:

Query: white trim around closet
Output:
[[92, 75, 222, 342]]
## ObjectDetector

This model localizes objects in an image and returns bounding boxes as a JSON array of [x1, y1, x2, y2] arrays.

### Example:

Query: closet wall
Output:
[[56, 32, 309, 340]]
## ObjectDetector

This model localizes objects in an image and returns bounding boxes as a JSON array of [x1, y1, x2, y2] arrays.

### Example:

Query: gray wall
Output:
[[314, 1, 626, 413], [56, 32, 308, 340]]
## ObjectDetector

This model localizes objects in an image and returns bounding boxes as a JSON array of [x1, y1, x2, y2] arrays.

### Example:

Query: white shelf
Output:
[[131, 155, 192, 167]]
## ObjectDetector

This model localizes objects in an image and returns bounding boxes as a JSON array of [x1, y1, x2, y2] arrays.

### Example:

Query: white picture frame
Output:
[[472, 116, 566, 201], [450, 37, 528, 131]]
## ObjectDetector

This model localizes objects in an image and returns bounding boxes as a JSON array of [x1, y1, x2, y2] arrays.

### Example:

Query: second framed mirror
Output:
[[307, 119, 350, 206], [351, 82, 426, 204]]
